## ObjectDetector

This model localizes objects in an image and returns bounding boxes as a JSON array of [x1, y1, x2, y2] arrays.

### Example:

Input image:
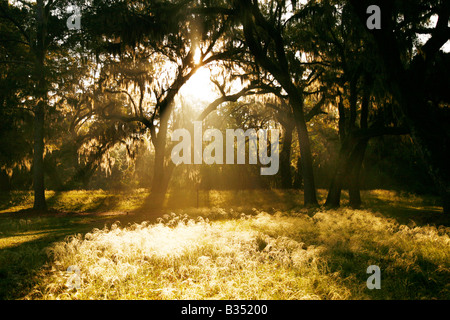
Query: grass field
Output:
[[0, 189, 449, 300]]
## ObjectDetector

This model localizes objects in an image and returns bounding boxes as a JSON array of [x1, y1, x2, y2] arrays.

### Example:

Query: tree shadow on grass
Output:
[[47, 192, 123, 214], [0, 192, 13, 211], [136, 188, 289, 220], [358, 191, 450, 227], [0, 191, 32, 212], [288, 215, 450, 300], [0, 227, 79, 299], [331, 237, 449, 299], [0, 210, 138, 300]]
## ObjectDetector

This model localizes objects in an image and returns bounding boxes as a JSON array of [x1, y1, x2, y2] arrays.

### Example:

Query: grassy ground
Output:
[[0, 189, 449, 300]]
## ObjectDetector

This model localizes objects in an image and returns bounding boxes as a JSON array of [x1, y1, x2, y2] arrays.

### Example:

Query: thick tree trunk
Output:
[[150, 154, 167, 208], [326, 93, 351, 208], [292, 157, 302, 189], [150, 143, 169, 207], [32, 0, 48, 211], [348, 139, 369, 209], [148, 157, 174, 209], [280, 123, 293, 189], [325, 136, 362, 208], [149, 104, 174, 209], [292, 106, 318, 206], [325, 146, 349, 208], [325, 178, 343, 208], [33, 103, 47, 211]]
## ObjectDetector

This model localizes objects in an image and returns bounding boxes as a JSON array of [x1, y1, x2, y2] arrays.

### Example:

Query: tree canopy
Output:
[[1, 0, 449, 213]]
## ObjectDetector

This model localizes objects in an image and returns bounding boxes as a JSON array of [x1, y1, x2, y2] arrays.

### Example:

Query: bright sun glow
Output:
[[193, 47, 202, 65], [180, 66, 219, 108]]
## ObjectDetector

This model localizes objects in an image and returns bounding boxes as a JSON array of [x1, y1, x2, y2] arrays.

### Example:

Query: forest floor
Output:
[[0, 189, 449, 300]]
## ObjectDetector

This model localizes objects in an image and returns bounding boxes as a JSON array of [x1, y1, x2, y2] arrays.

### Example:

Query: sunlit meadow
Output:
[[9, 191, 447, 300]]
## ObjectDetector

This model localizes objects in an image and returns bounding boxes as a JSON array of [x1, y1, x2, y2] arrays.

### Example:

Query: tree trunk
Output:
[[326, 93, 351, 208], [149, 104, 174, 208], [325, 136, 352, 208], [33, 102, 47, 211], [32, 0, 48, 211], [325, 148, 348, 208], [292, 105, 318, 206], [150, 143, 169, 206], [348, 139, 369, 209], [292, 157, 302, 189], [325, 136, 367, 208], [280, 122, 293, 189]]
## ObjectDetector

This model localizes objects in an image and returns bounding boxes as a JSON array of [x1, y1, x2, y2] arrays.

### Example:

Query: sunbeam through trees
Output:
[[0, 0, 449, 303]]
